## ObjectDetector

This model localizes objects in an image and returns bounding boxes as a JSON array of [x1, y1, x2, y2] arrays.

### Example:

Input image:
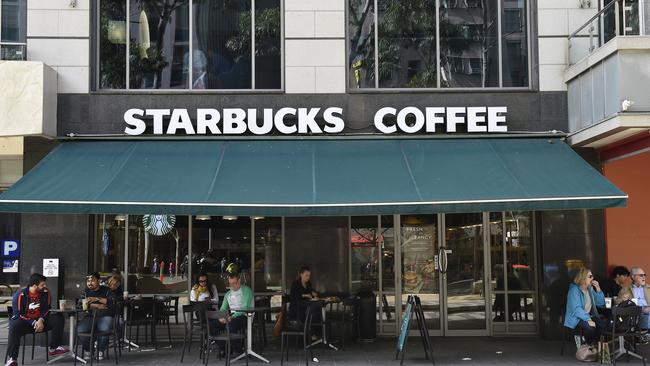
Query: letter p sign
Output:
[[2, 240, 19, 257]]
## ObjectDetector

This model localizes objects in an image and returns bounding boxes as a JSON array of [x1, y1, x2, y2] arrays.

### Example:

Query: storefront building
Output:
[[0, 0, 628, 340]]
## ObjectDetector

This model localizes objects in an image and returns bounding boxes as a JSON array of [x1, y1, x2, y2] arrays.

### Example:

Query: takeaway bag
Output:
[[576, 344, 599, 362]]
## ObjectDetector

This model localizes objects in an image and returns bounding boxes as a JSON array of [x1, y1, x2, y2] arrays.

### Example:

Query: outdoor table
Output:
[[125, 295, 167, 351], [229, 306, 278, 364], [309, 298, 340, 351], [48, 308, 86, 364]]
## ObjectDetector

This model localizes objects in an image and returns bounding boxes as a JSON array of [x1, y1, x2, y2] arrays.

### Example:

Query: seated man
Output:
[[77, 272, 115, 360], [5, 273, 68, 366], [630, 267, 650, 330], [214, 268, 252, 349]]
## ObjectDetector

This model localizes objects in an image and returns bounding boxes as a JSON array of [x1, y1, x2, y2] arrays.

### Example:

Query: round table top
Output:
[[230, 306, 281, 313], [50, 308, 83, 314]]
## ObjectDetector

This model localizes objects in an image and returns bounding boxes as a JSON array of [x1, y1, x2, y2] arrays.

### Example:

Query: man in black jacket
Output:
[[5, 273, 67, 366], [77, 272, 115, 360]]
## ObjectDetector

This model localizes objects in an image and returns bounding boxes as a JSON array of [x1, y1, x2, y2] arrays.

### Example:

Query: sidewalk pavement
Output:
[[0, 336, 647, 365]]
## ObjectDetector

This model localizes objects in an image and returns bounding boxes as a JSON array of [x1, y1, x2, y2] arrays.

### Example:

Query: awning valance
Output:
[[0, 138, 627, 215]]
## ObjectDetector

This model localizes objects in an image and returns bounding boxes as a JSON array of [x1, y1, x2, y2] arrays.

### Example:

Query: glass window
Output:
[[253, 217, 282, 293], [129, 0, 189, 89], [440, 0, 498, 87], [350, 216, 379, 293], [97, 0, 281, 90], [348, 0, 376, 88], [0, 213, 21, 287], [99, 0, 126, 89], [126, 215, 189, 295], [254, 0, 281, 89], [1, 0, 27, 61], [377, 0, 437, 88], [191, 216, 252, 294], [349, 0, 530, 89], [93, 214, 126, 275], [501, 0, 528, 87]]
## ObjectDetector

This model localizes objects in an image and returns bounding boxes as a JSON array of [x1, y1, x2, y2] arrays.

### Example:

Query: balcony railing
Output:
[[568, 0, 650, 65], [0, 42, 26, 61]]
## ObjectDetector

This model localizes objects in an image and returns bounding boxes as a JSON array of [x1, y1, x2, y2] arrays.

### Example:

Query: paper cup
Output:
[[632, 298, 639, 305], [605, 297, 612, 309], [81, 298, 88, 311], [59, 299, 67, 309], [123, 290, 129, 300]]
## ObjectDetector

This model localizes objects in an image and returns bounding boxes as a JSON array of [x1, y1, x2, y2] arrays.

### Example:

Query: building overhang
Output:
[[567, 113, 650, 148]]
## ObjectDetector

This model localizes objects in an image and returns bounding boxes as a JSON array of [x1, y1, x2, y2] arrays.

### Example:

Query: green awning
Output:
[[0, 138, 627, 215]]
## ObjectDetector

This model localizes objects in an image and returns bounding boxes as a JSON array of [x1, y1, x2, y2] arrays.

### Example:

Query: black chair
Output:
[[153, 295, 173, 347], [180, 302, 208, 363], [252, 296, 270, 351], [74, 309, 119, 366], [340, 296, 360, 348], [560, 302, 584, 356], [125, 298, 156, 351], [611, 306, 647, 366], [157, 295, 179, 324], [204, 309, 247, 366], [3, 305, 49, 365], [281, 301, 316, 366]]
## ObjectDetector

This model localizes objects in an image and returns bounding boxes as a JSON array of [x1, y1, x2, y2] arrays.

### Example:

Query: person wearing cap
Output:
[[5, 273, 68, 366], [77, 272, 115, 360]]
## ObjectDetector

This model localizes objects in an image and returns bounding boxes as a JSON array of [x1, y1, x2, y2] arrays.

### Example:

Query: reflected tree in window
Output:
[[348, 0, 375, 88], [129, 0, 189, 89], [99, 0, 126, 88]]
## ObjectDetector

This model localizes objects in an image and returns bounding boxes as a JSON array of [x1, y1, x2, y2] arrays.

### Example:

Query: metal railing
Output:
[[0, 42, 26, 61], [568, 0, 650, 65]]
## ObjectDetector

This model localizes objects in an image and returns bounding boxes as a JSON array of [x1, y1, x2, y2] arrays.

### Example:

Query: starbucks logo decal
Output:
[[143, 214, 176, 236]]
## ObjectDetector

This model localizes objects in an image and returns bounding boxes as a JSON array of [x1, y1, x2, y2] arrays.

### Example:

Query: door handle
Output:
[[439, 247, 448, 275], [442, 247, 449, 274]]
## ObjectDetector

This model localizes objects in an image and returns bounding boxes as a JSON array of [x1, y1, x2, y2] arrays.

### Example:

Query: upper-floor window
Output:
[[97, 0, 281, 90], [348, 0, 529, 89], [0, 0, 27, 60]]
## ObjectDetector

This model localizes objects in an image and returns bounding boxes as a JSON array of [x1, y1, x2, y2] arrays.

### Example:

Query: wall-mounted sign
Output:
[[124, 106, 508, 136], [143, 214, 176, 236], [2, 240, 19, 258], [43, 258, 59, 277], [3, 259, 18, 273]]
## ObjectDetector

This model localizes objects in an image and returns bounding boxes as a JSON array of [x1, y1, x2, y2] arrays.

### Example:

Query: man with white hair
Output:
[[630, 267, 650, 330]]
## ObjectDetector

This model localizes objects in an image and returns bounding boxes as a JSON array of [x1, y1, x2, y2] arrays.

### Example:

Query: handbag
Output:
[[576, 344, 599, 362], [272, 308, 285, 337]]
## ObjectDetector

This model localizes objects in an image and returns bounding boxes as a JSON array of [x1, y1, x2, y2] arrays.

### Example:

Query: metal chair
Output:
[[153, 295, 173, 347], [180, 302, 207, 363], [3, 305, 49, 365], [611, 306, 647, 366], [74, 309, 119, 366], [125, 298, 156, 351], [281, 301, 315, 366], [204, 310, 247, 366]]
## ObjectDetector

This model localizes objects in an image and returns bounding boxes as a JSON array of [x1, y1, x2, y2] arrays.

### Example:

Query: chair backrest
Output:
[[205, 310, 231, 336]]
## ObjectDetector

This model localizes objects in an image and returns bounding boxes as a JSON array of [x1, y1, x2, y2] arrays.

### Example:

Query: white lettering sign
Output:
[[123, 106, 508, 135]]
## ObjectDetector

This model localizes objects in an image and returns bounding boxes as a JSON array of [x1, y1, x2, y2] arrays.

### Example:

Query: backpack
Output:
[[576, 344, 599, 362]]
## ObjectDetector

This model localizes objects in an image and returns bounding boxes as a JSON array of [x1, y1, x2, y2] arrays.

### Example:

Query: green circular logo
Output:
[[143, 214, 176, 236]]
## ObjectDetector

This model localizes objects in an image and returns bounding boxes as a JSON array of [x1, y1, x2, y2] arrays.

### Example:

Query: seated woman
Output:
[[190, 273, 219, 303], [289, 266, 320, 321], [564, 267, 606, 345]]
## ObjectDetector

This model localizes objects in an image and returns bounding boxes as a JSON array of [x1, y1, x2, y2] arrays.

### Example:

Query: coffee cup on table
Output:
[[604, 297, 612, 309], [123, 291, 128, 300], [59, 299, 67, 310], [81, 298, 89, 311]]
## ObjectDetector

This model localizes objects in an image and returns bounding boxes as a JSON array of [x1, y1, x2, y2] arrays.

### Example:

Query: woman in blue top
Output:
[[564, 267, 606, 344]]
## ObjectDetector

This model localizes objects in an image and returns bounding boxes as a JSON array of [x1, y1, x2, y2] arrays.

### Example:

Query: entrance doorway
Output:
[[371, 212, 537, 336]]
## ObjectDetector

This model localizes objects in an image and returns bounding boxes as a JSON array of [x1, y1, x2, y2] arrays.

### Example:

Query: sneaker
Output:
[[98, 351, 105, 360], [48, 346, 69, 356], [4, 357, 17, 366]]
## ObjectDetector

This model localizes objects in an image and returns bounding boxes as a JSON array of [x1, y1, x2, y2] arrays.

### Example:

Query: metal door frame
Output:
[[439, 212, 491, 336]]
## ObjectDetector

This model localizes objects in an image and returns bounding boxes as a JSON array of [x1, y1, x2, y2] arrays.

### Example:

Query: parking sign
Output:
[[2, 240, 19, 258]]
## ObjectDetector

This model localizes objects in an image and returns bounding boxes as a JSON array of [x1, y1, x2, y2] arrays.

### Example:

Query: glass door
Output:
[[441, 213, 488, 335], [400, 214, 441, 335]]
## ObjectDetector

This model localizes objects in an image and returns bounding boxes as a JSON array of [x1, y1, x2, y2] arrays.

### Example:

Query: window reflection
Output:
[[351, 216, 379, 293], [191, 0, 251, 89], [129, 0, 189, 89], [93, 215, 126, 275], [1, 0, 26, 42], [99, 0, 126, 89], [254, 217, 282, 293], [349, 0, 376, 88], [440, 0, 499, 87], [255, 0, 281, 89], [501, 0, 528, 87], [378, 0, 438, 88]]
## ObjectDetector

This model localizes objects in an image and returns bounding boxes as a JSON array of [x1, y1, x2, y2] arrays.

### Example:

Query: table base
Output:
[[232, 349, 270, 363], [612, 336, 646, 362], [47, 352, 87, 364]]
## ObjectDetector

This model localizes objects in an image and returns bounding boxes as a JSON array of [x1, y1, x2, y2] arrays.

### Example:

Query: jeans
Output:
[[77, 316, 114, 352], [6, 314, 65, 360], [577, 317, 608, 344]]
